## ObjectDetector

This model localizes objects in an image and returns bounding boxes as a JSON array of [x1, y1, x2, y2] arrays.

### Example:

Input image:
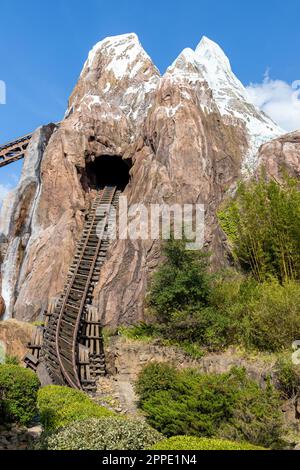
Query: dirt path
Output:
[[95, 376, 140, 417]]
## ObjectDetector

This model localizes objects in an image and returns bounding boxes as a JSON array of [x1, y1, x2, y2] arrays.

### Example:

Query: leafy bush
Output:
[[39, 417, 162, 450], [197, 273, 300, 352], [209, 275, 300, 352], [275, 356, 300, 400], [217, 377, 284, 449], [146, 239, 231, 352], [145, 234, 300, 354], [150, 436, 265, 450], [0, 364, 40, 425], [118, 323, 158, 342], [237, 279, 300, 351], [37, 385, 114, 431], [148, 239, 212, 322], [5, 355, 20, 366], [218, 175, 300, 282], [136, 364, 284, 449], [136, 363, 179, 403]]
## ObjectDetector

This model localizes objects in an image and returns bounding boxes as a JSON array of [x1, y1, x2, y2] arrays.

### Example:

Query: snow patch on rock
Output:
[[82, 33, 157, 81], [167, 36, 285, 171]]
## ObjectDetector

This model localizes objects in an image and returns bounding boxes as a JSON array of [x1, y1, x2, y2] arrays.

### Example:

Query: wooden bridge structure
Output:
[[0, 133, 32, 167]]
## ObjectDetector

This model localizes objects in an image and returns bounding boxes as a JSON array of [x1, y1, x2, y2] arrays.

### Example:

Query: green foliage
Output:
[[143, 207, 300, 354], [275, 356, 300, 400], [145, 249, 300, 353], [178, 341, 205, 359], [136, 363, 284, 449], [208, 273, 300, 352], [5, 355, 20, 366], [146, 238, 224, 353], [0, 364, 40, 425], [135, 363, 179, 403], [148, 239, 212, 322], [39, 417, 162, 450], [217, 377, 284, 449], [37, 385, 114, 431], [156, 306, 234, 352], [32, 321, 45, 328], [119, 323, 158, 342], [237, 279, 300, 352], [150, 436, 265, 450], [218, 175, 300, 282]]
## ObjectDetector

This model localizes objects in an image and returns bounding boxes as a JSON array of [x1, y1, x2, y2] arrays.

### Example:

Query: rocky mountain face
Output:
[[257, 130, 300, 179], [0, 33, 291, 325]]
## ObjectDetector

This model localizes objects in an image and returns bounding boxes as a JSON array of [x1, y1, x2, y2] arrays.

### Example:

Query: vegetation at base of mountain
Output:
[[37, 417, 162, 450], [136, 363, 285, 449], [208, 273, 300, 352], [142, 235, 300, 353], [4, 355, 20, 365], [150, 436, 266, 450], [31, 321, 45, 327], [218, 174, 300, 282], [275, 356, 300, 401], [0, 364, 40, 426], [147, 239, 212, 323], [118, 324, 157, 343], [37, 385, 114, 431]]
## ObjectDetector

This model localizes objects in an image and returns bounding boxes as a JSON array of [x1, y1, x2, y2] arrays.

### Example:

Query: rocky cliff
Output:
[[257, 130, 300, 179], [0, 33, 289, 325]]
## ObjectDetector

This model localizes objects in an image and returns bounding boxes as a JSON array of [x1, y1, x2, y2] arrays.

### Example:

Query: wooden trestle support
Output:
[[0, 133, 32, 167]]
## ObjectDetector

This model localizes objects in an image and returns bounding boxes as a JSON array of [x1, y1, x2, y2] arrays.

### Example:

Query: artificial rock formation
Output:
[[257, 131, 300, 180], [0, 319, 35, 361], [0, 33, 288, 325]]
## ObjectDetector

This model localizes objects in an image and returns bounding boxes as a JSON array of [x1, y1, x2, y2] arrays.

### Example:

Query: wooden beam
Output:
[[0, 134, 32, 168]]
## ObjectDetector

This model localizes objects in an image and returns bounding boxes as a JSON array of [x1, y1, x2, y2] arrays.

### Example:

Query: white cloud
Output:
[[246, 72, 300, 132]]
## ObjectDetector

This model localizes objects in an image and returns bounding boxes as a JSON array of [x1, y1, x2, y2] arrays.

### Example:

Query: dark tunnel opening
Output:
[[84, 155, 132, 192]]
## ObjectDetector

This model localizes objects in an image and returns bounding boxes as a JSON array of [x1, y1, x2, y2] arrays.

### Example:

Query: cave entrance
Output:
[[85, 155, 132, 191]]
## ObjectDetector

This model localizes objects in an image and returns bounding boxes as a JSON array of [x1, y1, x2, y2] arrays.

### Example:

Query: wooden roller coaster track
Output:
[[41, 186, 120, 392], [0, 133, 32, 167]]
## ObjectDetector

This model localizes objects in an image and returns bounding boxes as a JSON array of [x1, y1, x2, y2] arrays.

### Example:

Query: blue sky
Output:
[[1, 0, 300, 199]]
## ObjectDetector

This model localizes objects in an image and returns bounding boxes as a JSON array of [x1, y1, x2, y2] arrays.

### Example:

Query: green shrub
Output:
[[119, 323, 157, 342], [275, 356, 300, 400], [217, 377, 284, 449], [156, 307, 234, 352], [242, 281, 300, 352], [218, 175, 300, 282], [136, 363, 178, 403], [148, 239, 212, 322], [5, 355, 20, 366], [0, 364, 40, 425], [208, 274, 300, 352], [144, 229, 300, 354], [37, 385, 114, 431], [150, 436, 265, 450], [136, 364, 284, 449], [39, 417, 162, 450], [235, 279, 300, 352]]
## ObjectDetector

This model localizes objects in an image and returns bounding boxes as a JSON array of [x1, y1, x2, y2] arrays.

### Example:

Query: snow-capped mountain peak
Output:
[[167, 36, 284, 171], [195, 36, 232, 73]]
